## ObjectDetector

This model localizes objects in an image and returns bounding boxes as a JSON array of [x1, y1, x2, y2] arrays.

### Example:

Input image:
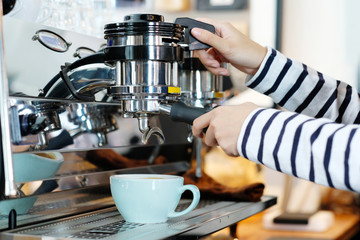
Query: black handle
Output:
[[45, 130, 74, 150], [174, 17, 215, 51], [169, 101, 209, 125]]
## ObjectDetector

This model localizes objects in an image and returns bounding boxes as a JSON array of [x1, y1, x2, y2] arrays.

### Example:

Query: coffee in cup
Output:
[[110, 174, 200, 224]]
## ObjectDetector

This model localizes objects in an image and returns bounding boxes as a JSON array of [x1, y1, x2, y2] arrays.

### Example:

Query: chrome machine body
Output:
[[104, 15, 183, 143], [179, 48, 225, 178], [179, 50, 224, 108], [103, 14, 213, 143], [0, 4, 276, 239]]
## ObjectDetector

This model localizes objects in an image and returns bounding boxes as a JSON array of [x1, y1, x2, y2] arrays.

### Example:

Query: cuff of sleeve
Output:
[[245, 47, 290, 94], [245, 46, 273, 84], [237, 107, 265, 157]]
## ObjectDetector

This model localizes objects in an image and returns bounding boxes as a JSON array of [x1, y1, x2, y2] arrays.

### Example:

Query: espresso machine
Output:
[[0, 3, 276, 239]]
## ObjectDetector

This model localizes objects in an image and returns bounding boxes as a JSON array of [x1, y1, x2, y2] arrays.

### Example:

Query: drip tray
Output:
[[2, 196, 276, 240]]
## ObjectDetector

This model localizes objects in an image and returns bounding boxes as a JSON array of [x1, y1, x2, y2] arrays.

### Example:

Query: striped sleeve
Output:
[[237, 108, 360, 192], [238, 47, 360, 192], [246, 47, 360, 124]]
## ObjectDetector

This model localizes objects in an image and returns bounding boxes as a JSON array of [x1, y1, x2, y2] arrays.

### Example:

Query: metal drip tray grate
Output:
[[68, 220, 144, 239], [66, 200, 218, 239], [3, 196, 276, 240]]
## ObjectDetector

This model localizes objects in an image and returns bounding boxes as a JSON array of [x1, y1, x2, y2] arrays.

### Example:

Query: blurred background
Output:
[[6, 0, 360, 239]]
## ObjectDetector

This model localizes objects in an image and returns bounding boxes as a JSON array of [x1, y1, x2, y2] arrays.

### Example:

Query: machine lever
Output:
[[174, 17, 215, 51]]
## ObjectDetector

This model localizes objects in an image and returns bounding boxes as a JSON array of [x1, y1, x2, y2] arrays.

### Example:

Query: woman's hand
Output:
[[192, 102, 260, 156], [191, 18, 267, 76]]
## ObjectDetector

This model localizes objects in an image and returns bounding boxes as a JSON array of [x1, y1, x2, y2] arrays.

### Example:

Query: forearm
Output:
[[246, 47, 360, 124], [237, 108, 360, 192]]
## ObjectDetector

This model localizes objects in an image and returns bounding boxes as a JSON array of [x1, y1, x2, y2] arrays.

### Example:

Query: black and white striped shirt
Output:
[[238, 47, 360, 192]]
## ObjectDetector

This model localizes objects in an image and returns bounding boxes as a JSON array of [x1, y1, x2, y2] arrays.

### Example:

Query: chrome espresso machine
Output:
[[0, 4, 276, 239]]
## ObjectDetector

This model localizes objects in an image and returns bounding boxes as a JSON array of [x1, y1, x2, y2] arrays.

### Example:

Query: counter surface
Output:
[[233, 211, 360, 240]]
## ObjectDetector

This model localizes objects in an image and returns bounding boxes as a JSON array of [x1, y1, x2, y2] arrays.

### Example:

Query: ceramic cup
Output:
[[13, 152, 64, 182], [0, 152, 64, 216], [110, 174, 200, 224]]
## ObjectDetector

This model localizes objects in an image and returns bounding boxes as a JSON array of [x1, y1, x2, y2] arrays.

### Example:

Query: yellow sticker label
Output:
[[168, 87, 181, 94], [214, 92, 224, 98]]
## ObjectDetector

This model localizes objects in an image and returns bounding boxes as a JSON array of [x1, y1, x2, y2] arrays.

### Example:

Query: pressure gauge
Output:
[[32, 29, 71, 53]]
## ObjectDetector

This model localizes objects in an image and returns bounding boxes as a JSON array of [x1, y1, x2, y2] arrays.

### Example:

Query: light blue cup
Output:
[[0, 152, 64, 216], [110, 174, 200, 224]]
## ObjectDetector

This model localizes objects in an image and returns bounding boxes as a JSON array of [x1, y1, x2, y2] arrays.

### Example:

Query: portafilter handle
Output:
[[174, 17, 215, 51], [159, 101, 210, 126]]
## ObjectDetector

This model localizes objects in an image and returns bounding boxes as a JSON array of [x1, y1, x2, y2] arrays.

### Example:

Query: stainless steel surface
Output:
[[104, 14, 184, 142], [67, 103, 119, 146], [109, 61, 178, 97], [158, 104, 172, 115], [0, 2, 18, 197], [1, 196, 277, 240], [137, 113, 165, 144], [106, 35, 182, 47], [179, 52, 225, 180], [4, 18, 107, 98], [5, 161, 190, 201], [7, 97, 190, 149], [0, 13, 275, 240], [179, 48, 224, 108], [180, 71, 223, 96], [179, 69, 224, 108], [104, 15, 183, 105]]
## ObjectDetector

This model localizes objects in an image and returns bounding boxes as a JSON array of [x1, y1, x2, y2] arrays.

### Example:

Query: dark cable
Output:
[[59, 63, 94, 101], [39, 52, 105, 98]]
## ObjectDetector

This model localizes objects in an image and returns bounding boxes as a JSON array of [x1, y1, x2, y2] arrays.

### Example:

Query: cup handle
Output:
[[168, 184, 200, 218]]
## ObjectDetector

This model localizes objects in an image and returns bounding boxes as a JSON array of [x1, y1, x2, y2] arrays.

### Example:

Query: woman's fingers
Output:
[[192, 112, 212, 138], [192, 112, 218, 147], [203, 124, 218, 147], [191, 28, 229, 54], [195, 49, 230, 76]]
